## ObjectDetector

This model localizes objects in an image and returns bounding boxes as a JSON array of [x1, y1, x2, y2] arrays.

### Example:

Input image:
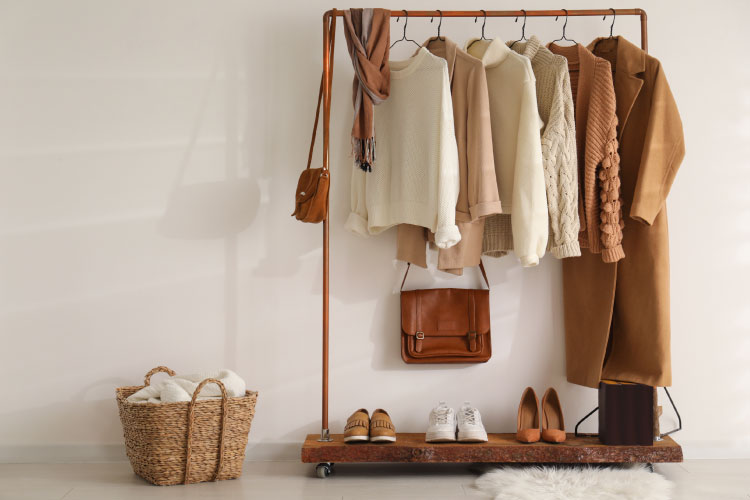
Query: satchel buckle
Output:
[[468, 331, 478, 352], [416, 331, 425, 340]]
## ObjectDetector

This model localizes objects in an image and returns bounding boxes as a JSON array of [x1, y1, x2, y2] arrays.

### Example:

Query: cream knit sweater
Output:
[[345, 48, 461, 248], [466, 38, 548, 267], [510, 36, 581, 258]]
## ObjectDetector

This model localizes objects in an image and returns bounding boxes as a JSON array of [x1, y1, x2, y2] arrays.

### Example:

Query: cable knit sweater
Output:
[[345, 48, 461, 248], [509, 36, 580, 259], [466, 38, 548, 267], [549, 43, 624, 263]]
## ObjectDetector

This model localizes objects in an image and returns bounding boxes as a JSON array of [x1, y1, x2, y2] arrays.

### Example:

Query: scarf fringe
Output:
[[352, 137, 375, 172]]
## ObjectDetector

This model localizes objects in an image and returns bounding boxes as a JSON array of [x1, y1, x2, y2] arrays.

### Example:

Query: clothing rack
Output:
[[304, 8, 681, 478]]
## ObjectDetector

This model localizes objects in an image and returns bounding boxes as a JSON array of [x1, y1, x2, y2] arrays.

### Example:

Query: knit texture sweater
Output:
[[549, 43, 624, 263], [510, 37, 580, 259], [345, 48, 461, 248], [466, 38, 548, 267], [396, 38, 501, 274]]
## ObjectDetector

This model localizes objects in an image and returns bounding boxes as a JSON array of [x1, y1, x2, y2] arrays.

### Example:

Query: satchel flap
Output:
[[401, 288, 489, 336], [295, 167, 328, 203]]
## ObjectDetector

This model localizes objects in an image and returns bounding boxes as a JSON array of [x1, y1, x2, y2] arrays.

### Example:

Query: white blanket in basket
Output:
[[127, 369, 246, 404]]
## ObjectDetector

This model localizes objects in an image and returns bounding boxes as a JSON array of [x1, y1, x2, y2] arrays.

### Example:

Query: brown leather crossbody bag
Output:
[[400, 262, 492, 364], [292, 15, 336, 224]]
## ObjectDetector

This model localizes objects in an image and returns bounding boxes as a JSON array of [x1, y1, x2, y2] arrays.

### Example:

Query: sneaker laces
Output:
[[433, 405, 452, 425], [461, 407, 479, 425]]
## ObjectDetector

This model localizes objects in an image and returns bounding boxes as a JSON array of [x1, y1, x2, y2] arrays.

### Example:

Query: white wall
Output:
[[1, 0, 748, 462]]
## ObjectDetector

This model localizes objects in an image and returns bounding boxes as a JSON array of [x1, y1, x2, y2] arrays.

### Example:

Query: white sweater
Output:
[[345, 47, 461, 249], [466, 38, 548, 266]]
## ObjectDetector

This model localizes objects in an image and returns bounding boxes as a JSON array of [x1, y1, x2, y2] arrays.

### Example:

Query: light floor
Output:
[[0, 460, 748, 500]]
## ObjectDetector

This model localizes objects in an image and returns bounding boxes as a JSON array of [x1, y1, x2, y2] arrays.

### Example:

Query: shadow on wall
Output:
[[157, 38, 260, 241], [246, 11, 325, 281], [156, 27, 260, 370], [159, 180, 259, 240]]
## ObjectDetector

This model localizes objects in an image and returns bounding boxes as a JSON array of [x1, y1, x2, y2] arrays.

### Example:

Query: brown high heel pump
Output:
[[541, 387, 566, 443], [516, 387, 540, 443]]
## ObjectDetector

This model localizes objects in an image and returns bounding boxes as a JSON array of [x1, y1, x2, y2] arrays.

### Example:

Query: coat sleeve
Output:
[[466, 62, 502, 221], [511, 75, 549, 267], [434, 66, 462, 249], [630, 61, 685, 225]]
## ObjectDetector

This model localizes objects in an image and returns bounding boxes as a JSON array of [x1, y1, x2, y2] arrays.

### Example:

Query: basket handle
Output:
[[144, 366, 176, 386], [184, 378, 229, 485]]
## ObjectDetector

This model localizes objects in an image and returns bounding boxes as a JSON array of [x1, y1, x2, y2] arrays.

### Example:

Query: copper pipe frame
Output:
[[318, 8, 648, 440]]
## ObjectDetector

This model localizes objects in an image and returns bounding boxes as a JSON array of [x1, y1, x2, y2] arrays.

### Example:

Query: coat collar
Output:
[[464, 37, 512, 68], [420, 37, 458, 82], [587, 36, 645, 139]]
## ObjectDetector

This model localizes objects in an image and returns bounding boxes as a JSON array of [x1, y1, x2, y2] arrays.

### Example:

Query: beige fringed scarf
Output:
[[343, 8, 391, 172]]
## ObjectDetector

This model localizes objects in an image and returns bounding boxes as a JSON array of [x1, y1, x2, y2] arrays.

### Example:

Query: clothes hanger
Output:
[[424, 10, 445, 48], [466, 10, 490, 50], [390, 10, 421, 50], [592, 8, 616, 51], [551, 8, 578, 45], [508, 9, 528, 49]]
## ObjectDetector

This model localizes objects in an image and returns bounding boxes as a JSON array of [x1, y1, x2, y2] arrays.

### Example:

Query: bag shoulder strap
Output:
[[307, 11, 337, 171], [306, 76, 324, 170], [478, 260, 489, 289], [400, 260, 490, 291]]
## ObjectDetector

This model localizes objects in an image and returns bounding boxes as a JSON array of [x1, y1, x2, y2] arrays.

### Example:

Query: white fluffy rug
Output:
[[475, 465, 673, 500]]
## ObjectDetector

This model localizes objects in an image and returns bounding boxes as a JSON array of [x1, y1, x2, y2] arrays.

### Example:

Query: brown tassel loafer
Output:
[[370, 409, 397, 443], [344, 408, 370, 443]]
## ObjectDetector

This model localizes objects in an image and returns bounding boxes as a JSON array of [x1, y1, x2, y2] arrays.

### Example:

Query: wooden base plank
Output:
[[301, 433, 682, 464]]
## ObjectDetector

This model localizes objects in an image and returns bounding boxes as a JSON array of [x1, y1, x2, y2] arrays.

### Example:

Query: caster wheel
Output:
[[316, 463, 334, 478]]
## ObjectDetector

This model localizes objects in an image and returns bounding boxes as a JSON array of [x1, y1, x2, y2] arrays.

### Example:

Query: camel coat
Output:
[[562, 36, 685, 388]]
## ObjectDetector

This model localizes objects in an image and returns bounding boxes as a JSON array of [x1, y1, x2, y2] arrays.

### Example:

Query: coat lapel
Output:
[[588, 36, 645, 140]]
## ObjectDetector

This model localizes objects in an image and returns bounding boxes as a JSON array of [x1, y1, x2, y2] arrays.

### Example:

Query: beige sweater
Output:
[[466, 38, 548, 267], [509, 36, 580, 259], [345, 48, 461, 248], [396, 38, 501, 274]]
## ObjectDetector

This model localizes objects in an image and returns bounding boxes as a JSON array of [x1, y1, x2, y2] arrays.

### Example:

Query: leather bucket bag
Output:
[[400, 262, 492, 364], [292, 15, 336, 224]]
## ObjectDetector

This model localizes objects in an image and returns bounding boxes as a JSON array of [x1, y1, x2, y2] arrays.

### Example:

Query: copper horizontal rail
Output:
[[324, 8, 648, 53], [326, 9, 646, 18]]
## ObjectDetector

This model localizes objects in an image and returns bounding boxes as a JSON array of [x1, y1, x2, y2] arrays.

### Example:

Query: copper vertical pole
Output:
[[639, 9, 648, 52], [319, 10, 332, 442]]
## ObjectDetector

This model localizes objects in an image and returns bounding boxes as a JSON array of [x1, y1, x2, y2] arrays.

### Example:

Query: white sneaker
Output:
[[457, 402, 488, 443], [426, 401, 456, 442]]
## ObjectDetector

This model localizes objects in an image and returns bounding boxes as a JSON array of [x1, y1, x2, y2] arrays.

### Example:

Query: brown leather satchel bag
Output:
[[400, 262, 492, 364], [292, 16, 336, 224]]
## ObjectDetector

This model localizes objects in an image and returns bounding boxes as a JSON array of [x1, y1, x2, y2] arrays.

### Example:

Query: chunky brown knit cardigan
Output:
[[549, 43, 624, 263]]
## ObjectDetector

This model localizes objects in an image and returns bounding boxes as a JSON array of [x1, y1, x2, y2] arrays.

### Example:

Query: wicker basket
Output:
[[116, 366, 258, 486]]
